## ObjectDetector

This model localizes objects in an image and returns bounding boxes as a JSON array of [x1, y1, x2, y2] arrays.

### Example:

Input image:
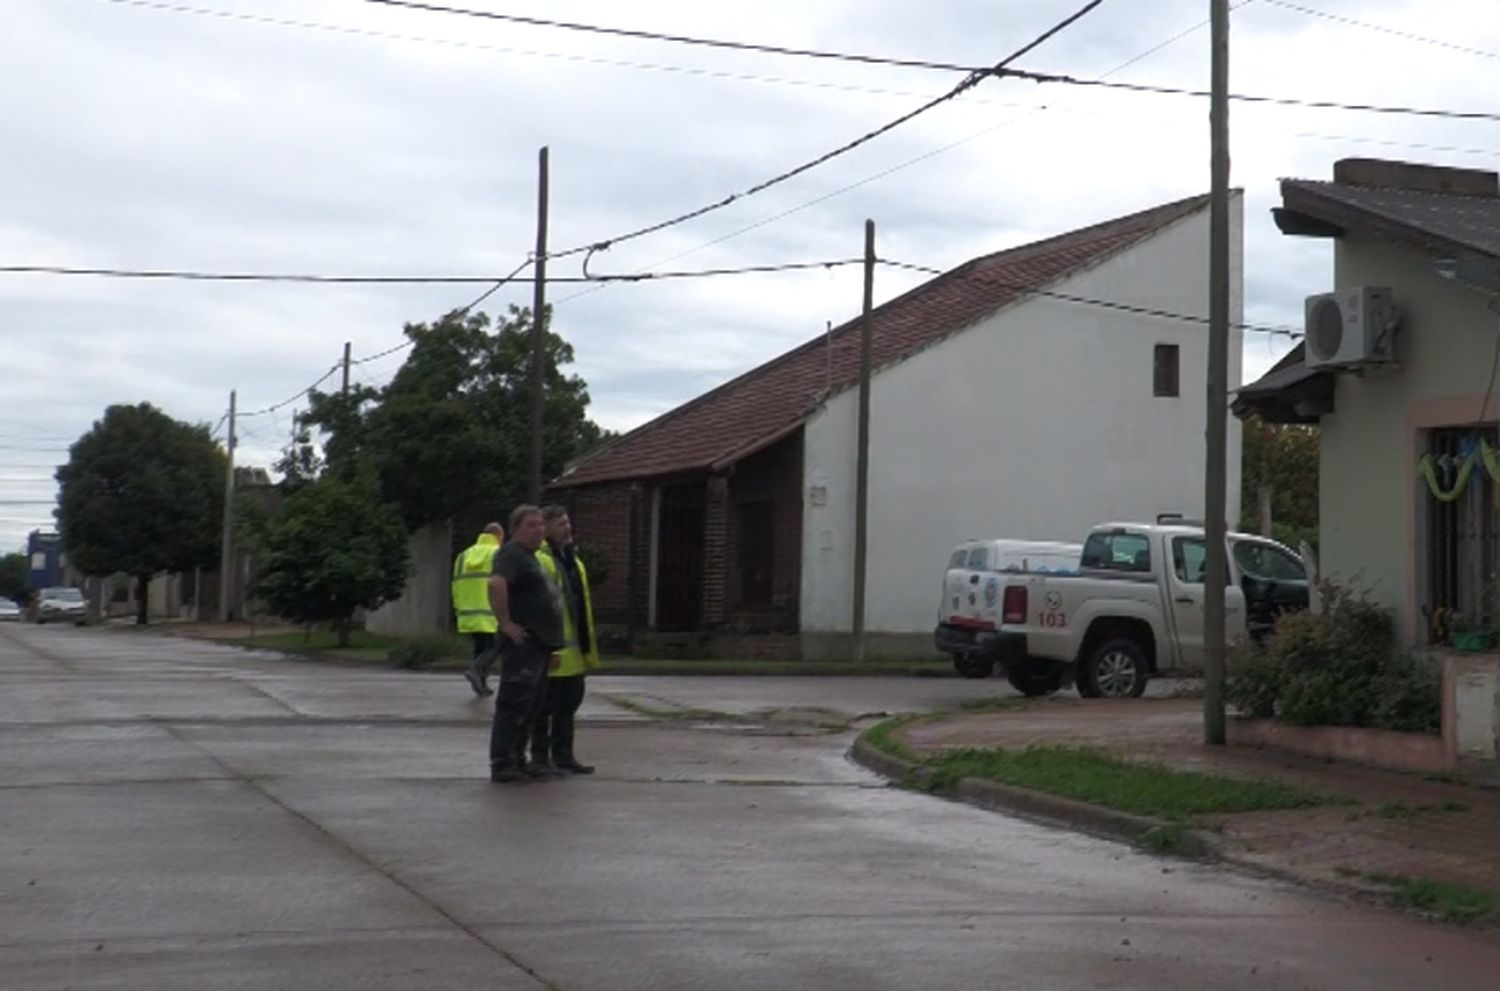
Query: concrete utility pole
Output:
[[341, 341, 352, 395], [529, 146, 550, 504], [851, 220, 875, 663], [218, 390, 237, 623], [1203, 0, 1231, 745]]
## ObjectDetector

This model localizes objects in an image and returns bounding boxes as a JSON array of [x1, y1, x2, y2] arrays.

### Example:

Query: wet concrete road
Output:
[[3, 624, 1499, 989]]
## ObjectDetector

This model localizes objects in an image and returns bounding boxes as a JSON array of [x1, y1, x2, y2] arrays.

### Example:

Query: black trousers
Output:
[[531, 674, 587, 763], [488, 641, 549, 771], [468, 632, 496, 680]]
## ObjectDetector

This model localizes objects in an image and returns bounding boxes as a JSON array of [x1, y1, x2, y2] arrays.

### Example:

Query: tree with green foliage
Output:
[[55, 403, 226, 624], [1240, 415, 1319, 551], [252, 473, 410, 646], [288, 306, 605, 529], [0, 552, 26, 603]]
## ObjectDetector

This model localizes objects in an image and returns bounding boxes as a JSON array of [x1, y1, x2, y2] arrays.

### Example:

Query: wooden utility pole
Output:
[[529, 146, 550, 504], [852, 220, 875, 662], [1204, 0, 1231, 745], [218, 390, 237, 623], [341, 341, 352, 395]]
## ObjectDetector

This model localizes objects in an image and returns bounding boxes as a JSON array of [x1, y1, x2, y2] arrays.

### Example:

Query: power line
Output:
[[550, 0, 1113, 262], [584, 259, 864, 282], [352, 339, 415, 366], [240, 365, 341, 418], [0, 265, 519, 284], [97, 0, 1062, 109], [997, 67, 1500, 123], [554, 1, 1253, 307], [0, 259, 869, 286], [362, 0, 978, 74], [455, 256, 535, 315], [1258, 0, 1500, 62], [879, 259, 1303, 339]]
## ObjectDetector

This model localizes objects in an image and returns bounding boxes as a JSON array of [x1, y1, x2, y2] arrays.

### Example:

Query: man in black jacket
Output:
[[486, 505, 563, 783]]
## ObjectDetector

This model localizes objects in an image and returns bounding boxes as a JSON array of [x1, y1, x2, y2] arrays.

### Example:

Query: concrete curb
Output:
[[849, 736, 1188, 848], [850, 733, 1500, 927]]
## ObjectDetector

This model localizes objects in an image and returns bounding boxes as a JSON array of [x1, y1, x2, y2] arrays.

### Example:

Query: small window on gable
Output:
[[1154, 344, 1180, 398]]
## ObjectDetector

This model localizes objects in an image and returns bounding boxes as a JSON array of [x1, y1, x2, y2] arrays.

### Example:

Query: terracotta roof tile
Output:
[[557, 193, 1211, 488]]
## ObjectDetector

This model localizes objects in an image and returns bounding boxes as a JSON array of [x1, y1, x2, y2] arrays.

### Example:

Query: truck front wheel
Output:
[[1080, 638, 1149, 699]]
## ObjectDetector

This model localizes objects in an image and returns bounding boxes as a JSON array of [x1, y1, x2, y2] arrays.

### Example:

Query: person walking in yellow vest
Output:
[[531, 505, 601, 774], [453, 522, 504, 697]]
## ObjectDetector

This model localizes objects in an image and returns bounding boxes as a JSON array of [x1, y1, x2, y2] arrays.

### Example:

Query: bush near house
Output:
[[1228, 582, 1441, 734]]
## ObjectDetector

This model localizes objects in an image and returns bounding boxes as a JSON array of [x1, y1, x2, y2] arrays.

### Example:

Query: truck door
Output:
[[1167, 536, 1209, 671]]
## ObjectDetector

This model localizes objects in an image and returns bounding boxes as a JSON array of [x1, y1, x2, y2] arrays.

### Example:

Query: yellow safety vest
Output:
[[536, 542, 601, 677], [451, 533, 500, 634]]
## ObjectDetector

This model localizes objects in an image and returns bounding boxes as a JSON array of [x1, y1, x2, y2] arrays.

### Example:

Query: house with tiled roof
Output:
[[1236, 158, 1500, 654], [554, 192, 1244, 659]]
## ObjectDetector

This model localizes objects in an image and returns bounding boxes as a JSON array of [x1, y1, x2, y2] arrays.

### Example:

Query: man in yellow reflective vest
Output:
[[453, 522, 504, 697], [531, 505, 601, 774]]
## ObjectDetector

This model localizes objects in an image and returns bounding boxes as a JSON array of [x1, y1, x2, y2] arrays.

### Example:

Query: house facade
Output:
[[1236, 158, 1500, 647], [555, 192, 1245, 659]]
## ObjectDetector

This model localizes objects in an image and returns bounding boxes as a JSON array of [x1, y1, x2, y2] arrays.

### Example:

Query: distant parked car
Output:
[[0, 598, 20, 622], [35, 586, 86, 624]]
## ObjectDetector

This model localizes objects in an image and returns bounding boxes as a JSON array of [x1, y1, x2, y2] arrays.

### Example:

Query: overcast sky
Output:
[[3, 0, 1498, 551]]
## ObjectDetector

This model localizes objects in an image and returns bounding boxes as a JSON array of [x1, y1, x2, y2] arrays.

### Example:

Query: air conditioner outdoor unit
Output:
[[1303, 286, 1397, 369]]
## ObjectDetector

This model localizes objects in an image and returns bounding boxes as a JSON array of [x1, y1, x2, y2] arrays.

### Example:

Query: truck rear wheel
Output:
[[1080, 638, 1149, 699], [951, 653, 993, 679], [1005, 663, 1065, 697]]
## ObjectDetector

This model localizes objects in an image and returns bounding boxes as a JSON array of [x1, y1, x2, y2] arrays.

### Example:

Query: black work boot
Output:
[[554, 752, 594, 775], [524, 760, 563, 779], [490, 764, 525, 784]]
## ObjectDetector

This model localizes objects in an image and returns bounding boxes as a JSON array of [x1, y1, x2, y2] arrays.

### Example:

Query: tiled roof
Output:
[[556, 193, 1212, 488], [1281, 179, 1500, 260]]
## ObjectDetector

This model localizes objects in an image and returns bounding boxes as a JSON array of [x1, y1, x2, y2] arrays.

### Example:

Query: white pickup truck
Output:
[[934, 518, 1308, 698]]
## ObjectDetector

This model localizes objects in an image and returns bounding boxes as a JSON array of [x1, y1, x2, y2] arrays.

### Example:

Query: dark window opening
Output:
[[736, 501, 775, 606], [1425, 427, 1499, 644], [1154, 344, 1180, 398]]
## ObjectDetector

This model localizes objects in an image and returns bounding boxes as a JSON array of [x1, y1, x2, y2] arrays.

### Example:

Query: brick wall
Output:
[[702, 476, 729, 627], [560, 483, 637, 627]]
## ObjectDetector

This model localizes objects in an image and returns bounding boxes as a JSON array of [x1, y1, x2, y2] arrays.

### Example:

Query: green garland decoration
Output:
[[1418, 440, 1500, 502]]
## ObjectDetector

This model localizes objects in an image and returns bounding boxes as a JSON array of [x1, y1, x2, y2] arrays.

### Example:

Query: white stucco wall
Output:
[[1320, 233, 1500, 643], [802, 197, 1244, 635]]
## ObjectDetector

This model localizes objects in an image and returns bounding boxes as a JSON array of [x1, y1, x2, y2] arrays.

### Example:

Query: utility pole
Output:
[[1203, 0, 1231, 745], [851, 220, 875, 663], [218, 390, 237, 623], [341, 341, 352, 395], [529, 146, 550, 504]]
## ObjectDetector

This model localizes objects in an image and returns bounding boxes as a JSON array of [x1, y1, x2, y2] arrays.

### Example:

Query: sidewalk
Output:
[[870, 697, 1500, 914]]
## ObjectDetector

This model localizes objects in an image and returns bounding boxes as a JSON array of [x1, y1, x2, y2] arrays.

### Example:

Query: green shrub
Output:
[[1367, 652, 1442, 733], [388, 634, 459, 670], [1228, 582, 1439, 734]]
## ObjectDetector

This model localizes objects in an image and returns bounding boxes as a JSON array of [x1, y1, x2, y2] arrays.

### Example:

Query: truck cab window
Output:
[[1173, 538, 1207, 584], [1232, 542, 1305, 582], [1081, 532, 1151, 573]]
